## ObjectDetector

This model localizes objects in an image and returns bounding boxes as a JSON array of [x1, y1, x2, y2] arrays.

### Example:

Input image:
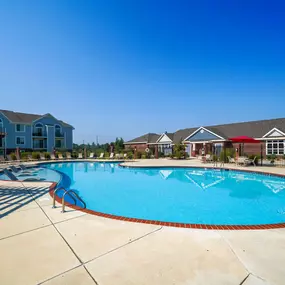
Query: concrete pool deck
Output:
[[1, 159, 285, 284]]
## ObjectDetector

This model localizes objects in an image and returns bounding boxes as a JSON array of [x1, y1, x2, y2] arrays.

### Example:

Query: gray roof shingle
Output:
[[126, 118, 285, 145], [125, 133, 160, 144], [0, 110, 73, 128]]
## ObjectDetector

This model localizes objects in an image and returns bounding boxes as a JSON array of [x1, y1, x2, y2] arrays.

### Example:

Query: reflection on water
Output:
[[43, 162, 285, 225], [46, 162, 285, 195]]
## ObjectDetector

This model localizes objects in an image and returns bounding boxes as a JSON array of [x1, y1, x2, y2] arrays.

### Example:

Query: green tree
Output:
[[173, 141, 186, 159]]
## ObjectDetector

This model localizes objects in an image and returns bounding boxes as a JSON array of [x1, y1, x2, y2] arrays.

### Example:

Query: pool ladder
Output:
[[52, 187, 86, 213]]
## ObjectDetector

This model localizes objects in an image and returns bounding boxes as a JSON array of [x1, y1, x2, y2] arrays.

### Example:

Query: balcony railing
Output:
[[55, 131, 65, 138], [32, 131, 47, 137], [0, 127, 6, 137]]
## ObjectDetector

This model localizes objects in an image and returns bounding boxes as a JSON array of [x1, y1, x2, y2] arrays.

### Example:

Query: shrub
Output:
[[44, 152, 51, 159], [72, 152, 78, 158], [104, 152, 110, 158], [158, 151, 164, 158], [10, 153, 17, 160], [173, 142, 186, 159], [219, 148, 236, 162], [32, 152, 40, 160], [20, 152, 29, 161], [141, 154, 146, 159], [127, 152, 133, 159], [136, 151, 142, 159]]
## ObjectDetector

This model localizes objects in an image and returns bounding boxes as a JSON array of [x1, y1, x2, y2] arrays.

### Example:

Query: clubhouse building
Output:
[[124, 118, 285, 157]]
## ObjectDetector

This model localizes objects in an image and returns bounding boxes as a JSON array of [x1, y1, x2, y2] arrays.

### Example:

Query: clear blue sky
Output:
[[0, 0, 284, 143]]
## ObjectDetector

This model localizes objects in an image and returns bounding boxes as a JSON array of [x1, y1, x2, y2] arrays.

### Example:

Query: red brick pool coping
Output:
[[48, 164, 285, 230]]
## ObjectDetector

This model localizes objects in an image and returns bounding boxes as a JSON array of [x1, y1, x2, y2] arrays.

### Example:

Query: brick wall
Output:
[[124, 144, 148, 152], [232, 142, 266, 156]]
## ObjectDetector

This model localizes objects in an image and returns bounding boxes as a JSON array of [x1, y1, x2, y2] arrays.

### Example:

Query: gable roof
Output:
[[124, 133, 160, 144], [156, 132, 174, 143], [124, 117, 285, 146], [0, 110, 74, 128], [204, 118, 285, 139], [173, 127, 197, 143]]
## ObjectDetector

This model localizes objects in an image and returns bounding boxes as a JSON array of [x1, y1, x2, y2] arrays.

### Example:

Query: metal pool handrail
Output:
[[52, 187, 76, 208], [62, 189, 86, 213]]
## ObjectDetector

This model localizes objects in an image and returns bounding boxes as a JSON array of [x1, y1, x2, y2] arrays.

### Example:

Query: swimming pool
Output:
[[41, 162, 285, 227]]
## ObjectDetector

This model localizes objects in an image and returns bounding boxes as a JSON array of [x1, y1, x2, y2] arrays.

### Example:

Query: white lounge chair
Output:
[[123, 153, 127, 159], [3, 169, 45, 181], [58, 153, 64, 160], [40, 153, 46, 161], [89, 152, 94, 159], [78, 153, 83, 159], [50, 153, 56, 160], [110, 153, 114, 159], [205, 154, 213, 163], [227, 156, 236, 164], [66, 153, 72, 159], [236, 157, 251, 166], [247, 156, 257, 166], [99, 153, 104, 159], [0, 156, 9, 164]]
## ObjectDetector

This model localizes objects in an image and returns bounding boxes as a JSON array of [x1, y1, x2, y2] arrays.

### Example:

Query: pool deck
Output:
[[1, 159, 285, 285]]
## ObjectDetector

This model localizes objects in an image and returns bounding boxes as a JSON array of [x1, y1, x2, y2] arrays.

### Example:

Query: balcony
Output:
[[55, 131, 64, 138], [0, 128, 6, 138], [33, 141, 47, 149], [32, 131, 47, 137]]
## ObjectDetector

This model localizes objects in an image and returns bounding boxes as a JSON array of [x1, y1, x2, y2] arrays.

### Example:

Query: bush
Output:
[[20, 152, 29, 161], [72, 152, 78, 158], [141, 154, 146, 159], [127, 152, 133, 159], [44, 152, 51, 159], [32, 152, 40, 160], [158, 151, 164, 158], [104, 152, 110, 158], [219, 148, 236, 162], [173, 142, 186, 159], [136, 151, 142, 159], [10, 153, 17, 160]]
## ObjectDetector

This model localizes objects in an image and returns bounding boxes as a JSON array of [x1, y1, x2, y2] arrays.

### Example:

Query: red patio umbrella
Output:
[[228, 136, 263, 165], [228, 136, 260, 143]]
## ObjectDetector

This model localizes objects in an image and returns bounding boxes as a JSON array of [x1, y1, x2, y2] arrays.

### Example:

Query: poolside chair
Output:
[[110, 153, 114, 159], [0, 156, 9, 164], [40, 153, 46, 161], [28, 155, 36, 162], [99, 153, 104, 159], [7, 154, 20, 163], [78, 153, 83, 159], [89, 152, 94, 159], [66, 153, 72, 159], [58, 153, 64, 160], [236, 157, 251, 166], [205, 154, 213, 163], [123, 153, 127, 159], [247, 156, 257, 166], [227, 156, 236, 164], [50, 153, 56, 160], [3, 169, 45, 181], [8, 165, 37, 176], [19, 164, 42, 173]]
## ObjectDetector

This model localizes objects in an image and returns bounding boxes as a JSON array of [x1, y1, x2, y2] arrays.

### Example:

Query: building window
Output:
[[16, 137, 25, 145], [55, 139, 64, 148], [15, 124, 25, 132], [266, 140, 284, 155], [55, 125, 62, 137]]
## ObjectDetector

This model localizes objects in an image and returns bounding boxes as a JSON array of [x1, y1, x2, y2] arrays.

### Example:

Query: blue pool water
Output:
[[40, 162, 285, 226], [2, 162, 285, 225]]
